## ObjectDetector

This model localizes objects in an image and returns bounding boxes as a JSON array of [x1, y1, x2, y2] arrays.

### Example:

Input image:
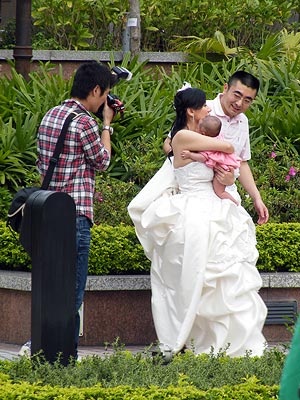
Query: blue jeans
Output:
[[75, 216, 92, 354]]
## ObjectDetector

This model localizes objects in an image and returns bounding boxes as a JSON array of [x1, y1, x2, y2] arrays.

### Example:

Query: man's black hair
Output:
[[70, 61, 113, 99], [228, 71, 260, 93]]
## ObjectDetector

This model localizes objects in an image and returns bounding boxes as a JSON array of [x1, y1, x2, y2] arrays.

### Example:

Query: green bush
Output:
[[246, 55, 300, 151], [89, 224, 150, 275], [0, 221, 31, 269], [0, 346, 284, 394], [256, 223, 300, 272], [0, 187, 14, 222], [31, 0, 128, 51], [0, 379, 280, 400], [94, 175, 139, 226], [238, 140, 300, 223], [1, 221, 300, 274], [13, 0, 298, 52]]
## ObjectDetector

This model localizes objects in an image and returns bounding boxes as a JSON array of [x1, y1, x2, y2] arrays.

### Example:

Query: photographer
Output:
[[36, 61, 115, 359]]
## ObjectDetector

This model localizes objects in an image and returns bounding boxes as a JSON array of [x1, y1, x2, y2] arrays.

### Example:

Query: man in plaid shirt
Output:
[[37, 61, 115, 358]]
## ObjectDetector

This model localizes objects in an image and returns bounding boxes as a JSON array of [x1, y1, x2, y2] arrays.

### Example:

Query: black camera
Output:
[[106, 94, 125, 116], [95, 66, 132, 120]]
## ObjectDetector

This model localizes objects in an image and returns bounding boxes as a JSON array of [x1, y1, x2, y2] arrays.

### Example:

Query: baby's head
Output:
[[198, 116, 221, 137]]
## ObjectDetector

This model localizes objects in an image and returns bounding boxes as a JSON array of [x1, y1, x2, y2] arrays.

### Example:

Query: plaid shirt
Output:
[[37, 99, 110, 223]]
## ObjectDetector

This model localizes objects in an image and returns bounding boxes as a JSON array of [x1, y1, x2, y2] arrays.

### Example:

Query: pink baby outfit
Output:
[[201, 133, 241, 171]]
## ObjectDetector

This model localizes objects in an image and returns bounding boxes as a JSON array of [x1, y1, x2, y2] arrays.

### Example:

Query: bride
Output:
[[128, 85, 267, 358]]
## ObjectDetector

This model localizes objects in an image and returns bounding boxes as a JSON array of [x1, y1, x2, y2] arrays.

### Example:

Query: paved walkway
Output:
[[0, 342, 148, 362]]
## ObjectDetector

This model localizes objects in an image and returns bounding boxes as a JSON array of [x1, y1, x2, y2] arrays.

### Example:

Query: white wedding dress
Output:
[[128, 159, 267, 357]]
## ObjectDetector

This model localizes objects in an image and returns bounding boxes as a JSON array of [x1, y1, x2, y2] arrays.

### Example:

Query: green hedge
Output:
[[89, 224, 150, 275], [0, 373, 279, 400], [256, 222, 300, 272], [1, 221, 300, 274]]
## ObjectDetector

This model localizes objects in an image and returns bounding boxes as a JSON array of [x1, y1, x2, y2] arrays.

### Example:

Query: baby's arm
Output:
[[181, 150, 207, 162]]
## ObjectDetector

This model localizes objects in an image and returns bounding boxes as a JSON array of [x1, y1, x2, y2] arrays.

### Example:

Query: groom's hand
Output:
[[214, 165, 235, 186]]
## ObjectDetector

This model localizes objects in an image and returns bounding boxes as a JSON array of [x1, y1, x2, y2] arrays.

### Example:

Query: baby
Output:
[[181, 116, 241, 205]]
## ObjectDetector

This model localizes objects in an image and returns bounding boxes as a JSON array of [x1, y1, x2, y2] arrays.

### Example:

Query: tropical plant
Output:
[[11, 63, 72, 121], [0, 63, 71, 193], [141, 0, 299, 52], [172, 31, 242, 59], [0, 19, 16, 48], [102, 55, 174, 180], [31, 0, 129, 50], [0, 116, 38, 190], [1, 51, 300, 224], [3, 0, 295, 52], [246, 55, 300, 150]]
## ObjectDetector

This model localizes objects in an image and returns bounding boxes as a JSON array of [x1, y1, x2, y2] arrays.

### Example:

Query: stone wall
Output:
[[0, 271, 299, 346], [0, 50, 188, 79]]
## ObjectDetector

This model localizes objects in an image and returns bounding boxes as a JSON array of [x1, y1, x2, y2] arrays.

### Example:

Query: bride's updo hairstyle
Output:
[[170, 87, 206, 139]]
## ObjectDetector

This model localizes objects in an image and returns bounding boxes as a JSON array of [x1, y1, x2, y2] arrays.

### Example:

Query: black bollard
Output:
[[20, 190, 76, 365]]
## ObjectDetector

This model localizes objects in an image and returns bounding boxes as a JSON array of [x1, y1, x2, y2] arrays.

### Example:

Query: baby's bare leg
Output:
[[213, 177, 239, 205], [181, 150, 207, 162]]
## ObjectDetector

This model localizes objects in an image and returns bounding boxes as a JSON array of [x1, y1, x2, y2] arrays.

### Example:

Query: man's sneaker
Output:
[[19, 340, 31, 357]]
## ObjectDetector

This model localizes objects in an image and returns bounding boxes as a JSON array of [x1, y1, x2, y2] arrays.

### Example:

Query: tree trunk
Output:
[[129, 0, 141, 57]]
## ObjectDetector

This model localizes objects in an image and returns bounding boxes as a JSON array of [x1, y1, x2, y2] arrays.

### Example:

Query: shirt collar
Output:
[[63, 99, 92, 117]]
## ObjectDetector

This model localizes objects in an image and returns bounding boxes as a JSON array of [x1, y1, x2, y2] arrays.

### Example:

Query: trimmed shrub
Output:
[[1, 221, 300, 275], [0, 221, 31, 269], [89, 224, 150, 275], [0, 379, 280, 400], [256, 223, 300, 272]]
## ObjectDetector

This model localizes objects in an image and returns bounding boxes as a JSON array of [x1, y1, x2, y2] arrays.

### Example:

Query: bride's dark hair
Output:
[[170, 88, 206, 139]]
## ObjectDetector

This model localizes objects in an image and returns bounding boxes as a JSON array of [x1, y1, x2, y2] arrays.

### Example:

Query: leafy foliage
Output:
[[31, 0, 129, 50], [9, 63, 72, 121], [140, 0, 299, 52], [2, 0, 298, 52], [1, 221, 300, 274], [0, 115, 39, 192], [256, 223, 300, 272], [0, 62, 71, 200], [0, 345, 284, 390], [1, 54, 300, 224], [0, 222, 31, 269], [88, 224, 150, 274], [94, 175, 139, 226], [0, 378, 280, 399], [239, 140, 300, 223], [99, 55, 172, 181]]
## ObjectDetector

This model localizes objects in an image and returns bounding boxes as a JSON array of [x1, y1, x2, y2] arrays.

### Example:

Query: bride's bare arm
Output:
[[173, 130, 234, 153], [172, 130, 234, 168]]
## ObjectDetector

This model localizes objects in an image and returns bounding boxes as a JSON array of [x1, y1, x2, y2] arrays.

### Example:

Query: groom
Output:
[[163, 71, 269, 225]]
